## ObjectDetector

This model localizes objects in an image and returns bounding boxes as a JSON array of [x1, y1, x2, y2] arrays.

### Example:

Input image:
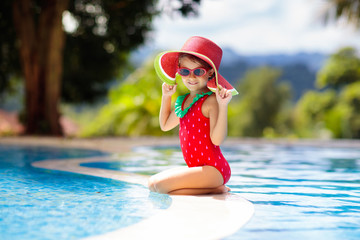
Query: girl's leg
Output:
[[169, 185, 229, 195], [148, 166, 227, 195]]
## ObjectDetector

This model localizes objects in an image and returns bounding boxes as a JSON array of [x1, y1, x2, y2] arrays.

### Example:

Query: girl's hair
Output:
[[178, 53, 211, 69], [178, 53, 215, 79]]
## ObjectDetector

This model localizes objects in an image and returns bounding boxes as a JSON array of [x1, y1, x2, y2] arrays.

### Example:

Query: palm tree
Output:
[[323, 0, 360, 27]]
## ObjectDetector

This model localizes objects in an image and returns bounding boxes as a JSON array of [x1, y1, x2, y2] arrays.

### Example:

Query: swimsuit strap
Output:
[[175, 91, 213, 118]]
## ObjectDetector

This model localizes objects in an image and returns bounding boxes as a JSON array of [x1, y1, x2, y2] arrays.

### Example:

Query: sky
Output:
[[150, 0, 360, 55]]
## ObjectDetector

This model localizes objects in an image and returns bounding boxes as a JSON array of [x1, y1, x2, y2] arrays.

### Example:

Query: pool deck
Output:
[[2, 136, 360, 240], [1, 136, 360, 153]]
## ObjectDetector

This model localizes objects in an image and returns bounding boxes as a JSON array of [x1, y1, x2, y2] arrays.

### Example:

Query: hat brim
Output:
[[207, 74, 238, 96], [154, 51, 238, 96]]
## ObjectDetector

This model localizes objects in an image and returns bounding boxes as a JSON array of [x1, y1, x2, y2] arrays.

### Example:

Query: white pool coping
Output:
[[32, 155, 254, 240]]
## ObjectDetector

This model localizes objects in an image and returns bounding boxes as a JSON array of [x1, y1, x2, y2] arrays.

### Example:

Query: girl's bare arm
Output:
[[159, 83, 179, 131], [208, 88, 232, 145]]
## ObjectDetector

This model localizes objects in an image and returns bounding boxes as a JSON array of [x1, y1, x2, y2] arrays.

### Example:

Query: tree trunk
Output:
[[12, 0, 69, 135]]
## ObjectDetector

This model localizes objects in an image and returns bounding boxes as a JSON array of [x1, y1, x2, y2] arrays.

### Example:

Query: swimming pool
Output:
[[82, 144, 360, 240], [2, 141, 359, 239], [0, 145, 171, 240]]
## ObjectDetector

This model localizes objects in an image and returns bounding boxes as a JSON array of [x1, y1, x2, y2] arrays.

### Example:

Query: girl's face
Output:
[[178, 56, 214, 94]]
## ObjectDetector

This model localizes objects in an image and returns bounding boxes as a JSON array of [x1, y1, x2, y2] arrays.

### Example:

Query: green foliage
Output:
[[316, 47, 360, 89], [338, 82, 360, 138], [80, 57, 187, 137], [323, 103, 351, 138], [293, 90, 337, 138], [0, 0, 21, 95], [293, 81, 360, 139], [228, 67, 292, 137], [62, 0, 159, 103], [297, 46, 360, 139], [0, 0, 201, 104]]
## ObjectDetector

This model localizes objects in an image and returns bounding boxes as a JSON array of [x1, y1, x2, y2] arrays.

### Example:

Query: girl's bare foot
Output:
[[212, 185, 231, 194]]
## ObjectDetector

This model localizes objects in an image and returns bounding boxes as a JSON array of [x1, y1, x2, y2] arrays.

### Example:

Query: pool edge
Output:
[[32, 157, 254, 240]]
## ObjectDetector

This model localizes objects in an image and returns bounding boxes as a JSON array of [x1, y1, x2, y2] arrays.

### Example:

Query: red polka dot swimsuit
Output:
[[175, 91, 231, 184]]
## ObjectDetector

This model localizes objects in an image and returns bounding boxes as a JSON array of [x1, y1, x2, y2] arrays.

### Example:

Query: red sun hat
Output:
[[154, 36, 238, 95]]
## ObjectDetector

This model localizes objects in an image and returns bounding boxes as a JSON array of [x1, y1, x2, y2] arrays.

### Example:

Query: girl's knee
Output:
[[148, 176, 157, 192], [148, 175, 168, 194]]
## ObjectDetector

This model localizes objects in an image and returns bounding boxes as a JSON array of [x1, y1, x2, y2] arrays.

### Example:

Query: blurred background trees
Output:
[[228, 67, 292, 138], [0, 0, 200, 135], [293, 47, 360, 139], [316, 47, 360, 89], [323, 0, 360, 27], [78, 58, 188, 137]]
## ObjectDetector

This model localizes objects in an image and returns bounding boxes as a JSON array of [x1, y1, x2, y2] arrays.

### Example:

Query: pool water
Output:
[[0, 145, 171, 240], [83, 144, 360, 240], [224, 144, 360, 240]]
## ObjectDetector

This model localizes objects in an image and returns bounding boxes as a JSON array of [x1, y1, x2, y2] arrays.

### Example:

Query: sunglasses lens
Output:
[[178, 68, 207, 77], [178, 68, 190, 76], [194, 68, 206, 76]]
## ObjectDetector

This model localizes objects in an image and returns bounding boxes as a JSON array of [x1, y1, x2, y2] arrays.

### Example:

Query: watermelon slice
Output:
[[207, 75, 238, 96], [154, 51, 179, 86]]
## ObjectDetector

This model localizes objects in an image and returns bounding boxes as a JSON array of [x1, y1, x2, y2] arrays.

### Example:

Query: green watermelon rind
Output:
[[154, 52, 176, 85], [207, 83, 239, 96]]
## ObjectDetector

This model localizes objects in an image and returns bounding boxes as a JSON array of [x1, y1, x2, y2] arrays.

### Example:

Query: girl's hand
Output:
[[162, 83, 177, 96], [216, 86, 232, 106]]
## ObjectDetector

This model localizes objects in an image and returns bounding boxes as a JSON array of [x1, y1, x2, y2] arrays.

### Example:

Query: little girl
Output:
[[149, 36, 238, 195]]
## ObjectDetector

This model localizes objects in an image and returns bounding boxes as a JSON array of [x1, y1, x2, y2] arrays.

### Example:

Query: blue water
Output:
[[83, 144, 360, 240], [2, 143, 360, 240], [0, 145, 171, 240]]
